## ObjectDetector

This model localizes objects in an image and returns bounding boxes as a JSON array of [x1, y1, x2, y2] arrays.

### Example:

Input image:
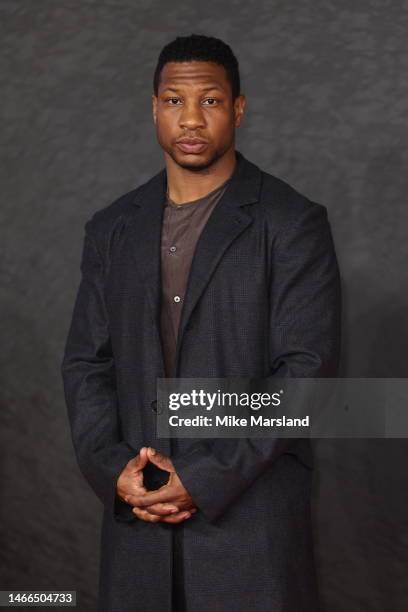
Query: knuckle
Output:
[[146, 507, 160, 516]]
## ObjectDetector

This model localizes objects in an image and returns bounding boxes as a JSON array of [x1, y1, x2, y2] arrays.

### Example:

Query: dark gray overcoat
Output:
[[61, 149, 341, 612]]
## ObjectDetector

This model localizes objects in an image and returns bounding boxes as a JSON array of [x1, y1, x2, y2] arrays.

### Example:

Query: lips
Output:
[[176, 138, 208, 154]]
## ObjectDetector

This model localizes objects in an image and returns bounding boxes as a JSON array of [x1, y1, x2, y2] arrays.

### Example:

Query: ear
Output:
[[234, 94, 246, 128], [152, 94, 157, 125]]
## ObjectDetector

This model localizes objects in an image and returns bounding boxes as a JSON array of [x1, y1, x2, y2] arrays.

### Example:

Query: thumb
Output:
[[147, 447, 175, 473], [128, 448, 149, 472]]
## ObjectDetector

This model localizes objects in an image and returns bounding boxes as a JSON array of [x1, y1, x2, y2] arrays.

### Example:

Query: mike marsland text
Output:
[[168, 414, 310, 428]]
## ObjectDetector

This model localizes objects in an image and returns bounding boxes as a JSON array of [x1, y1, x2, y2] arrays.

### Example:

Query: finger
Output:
[[127, 489, 175, 507], [132, 506, 161, 523], [138, 447, 148, 462], [144, 503, 180, 516], [132, 507, 196, 523], [127, 450, 149, 472], [147, 447, 175, 472], [121, 485, 147, 507], [159, 511, 194, 524], [142, 503, 198, 516]]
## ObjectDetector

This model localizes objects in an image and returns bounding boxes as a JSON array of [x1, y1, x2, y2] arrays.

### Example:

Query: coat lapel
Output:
[[125, 149, 263, 375]]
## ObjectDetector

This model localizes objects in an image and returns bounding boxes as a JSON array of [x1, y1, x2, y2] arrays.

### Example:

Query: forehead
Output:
[[159, 61, 229, 90]]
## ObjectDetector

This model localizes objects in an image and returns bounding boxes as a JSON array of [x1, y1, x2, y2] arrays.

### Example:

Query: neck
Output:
[[164, 147, 236, 204]]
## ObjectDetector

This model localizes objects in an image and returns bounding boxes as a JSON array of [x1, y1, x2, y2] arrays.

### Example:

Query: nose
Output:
[[179, 100, 206, 130]]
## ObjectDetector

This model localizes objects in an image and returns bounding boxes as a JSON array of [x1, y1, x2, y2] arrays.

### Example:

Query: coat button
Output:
[[151, 399, 163, 414]]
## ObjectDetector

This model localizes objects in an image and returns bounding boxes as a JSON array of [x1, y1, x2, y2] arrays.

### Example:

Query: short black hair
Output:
[[153, 33, 241, 100]]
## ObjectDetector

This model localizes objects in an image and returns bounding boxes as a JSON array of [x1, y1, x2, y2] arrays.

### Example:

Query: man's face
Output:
[[152, 60, 245, 170]]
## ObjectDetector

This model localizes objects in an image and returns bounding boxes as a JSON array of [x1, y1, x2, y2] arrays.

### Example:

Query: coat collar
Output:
[[124, 149, 263, 376], [131, 149, 262, 210]]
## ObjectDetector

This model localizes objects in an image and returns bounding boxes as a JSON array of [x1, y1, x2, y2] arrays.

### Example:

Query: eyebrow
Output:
[[161, 85, 225, 94]]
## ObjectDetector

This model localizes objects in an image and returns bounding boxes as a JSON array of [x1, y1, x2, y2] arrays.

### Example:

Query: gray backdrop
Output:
[[1, 1, 407, 610]]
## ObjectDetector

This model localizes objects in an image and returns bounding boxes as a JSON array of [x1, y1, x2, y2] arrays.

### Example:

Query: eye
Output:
[[203, 98, 219, 105], [166, 97, 182, 105]]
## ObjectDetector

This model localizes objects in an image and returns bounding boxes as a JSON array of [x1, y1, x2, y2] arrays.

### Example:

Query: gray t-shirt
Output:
[[160, 176, 231, 377]]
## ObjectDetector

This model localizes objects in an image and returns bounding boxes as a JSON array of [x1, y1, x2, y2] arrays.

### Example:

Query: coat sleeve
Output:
[[172, 202, 342, 523], [61, 220, 138, 523]]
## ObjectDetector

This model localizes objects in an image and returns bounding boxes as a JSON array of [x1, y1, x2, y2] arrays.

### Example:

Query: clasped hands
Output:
[[116, 447, 198, 523]]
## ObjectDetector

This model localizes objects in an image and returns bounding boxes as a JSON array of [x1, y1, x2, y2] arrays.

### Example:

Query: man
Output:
[[61, 34, 341, 612]]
